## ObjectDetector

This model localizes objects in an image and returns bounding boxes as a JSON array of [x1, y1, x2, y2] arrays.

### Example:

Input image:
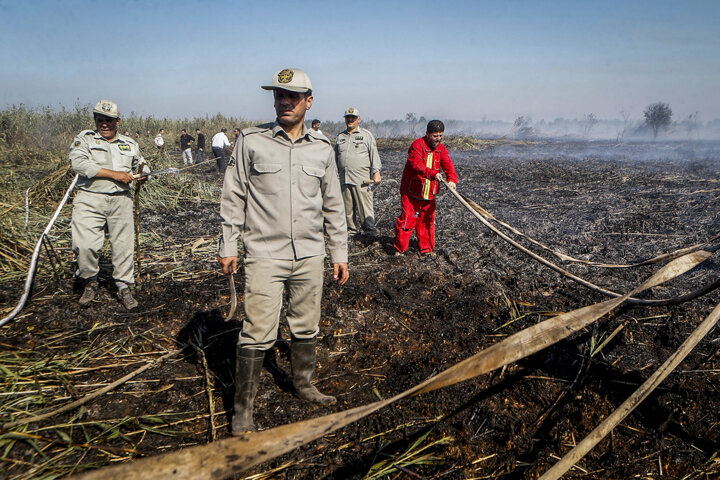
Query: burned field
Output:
[[2, 140, 720, 479]]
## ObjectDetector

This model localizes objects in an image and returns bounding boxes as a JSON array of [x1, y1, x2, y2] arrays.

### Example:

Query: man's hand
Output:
[[134, 173, 147, 185], [218, 255, 238, 274], [113, 171, 136, 184], [333, 262, 349, 285], [372, 171, 382, 184], [448, 181, 457, 190], [434, 172, 444, 182]]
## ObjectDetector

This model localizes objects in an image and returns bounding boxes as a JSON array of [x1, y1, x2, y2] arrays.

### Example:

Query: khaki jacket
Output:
[[70, 130, 148, 194], [219, 122, 348, 264], [334, 127, 381, 185]]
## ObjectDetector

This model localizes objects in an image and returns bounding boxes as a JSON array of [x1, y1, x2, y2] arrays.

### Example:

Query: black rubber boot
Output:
[[291, 338, 336, 406], [231, 347, 264, 436]]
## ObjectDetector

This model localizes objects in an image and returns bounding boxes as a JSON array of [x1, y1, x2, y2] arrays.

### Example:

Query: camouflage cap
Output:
[[261, 68, 312, 93], [92, 99, 120, 119], [344, 107, 360, 117]]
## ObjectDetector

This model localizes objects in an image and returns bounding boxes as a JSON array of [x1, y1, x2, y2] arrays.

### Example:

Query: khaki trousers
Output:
[[240, 255, 325, 350], [341, 184, 376, 234], [71, 190, 135, 284]]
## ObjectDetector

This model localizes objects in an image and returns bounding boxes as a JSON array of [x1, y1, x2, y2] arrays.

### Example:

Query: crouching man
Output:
[[71, 99, 149, 310], [217, 68, 349, 434]]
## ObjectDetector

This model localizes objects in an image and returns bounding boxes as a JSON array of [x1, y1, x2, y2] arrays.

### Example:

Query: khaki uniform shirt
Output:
[[218, 122, 348, 264], [334, 127, 381, 185], [70, 130, 148, 193]]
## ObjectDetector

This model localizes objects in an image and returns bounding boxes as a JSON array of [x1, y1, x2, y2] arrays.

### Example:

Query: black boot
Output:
[[291, 338, 336, 406], [231, 347, 264, 435]]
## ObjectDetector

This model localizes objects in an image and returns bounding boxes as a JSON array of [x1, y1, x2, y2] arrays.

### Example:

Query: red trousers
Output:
[[393, 194, 436, 253]]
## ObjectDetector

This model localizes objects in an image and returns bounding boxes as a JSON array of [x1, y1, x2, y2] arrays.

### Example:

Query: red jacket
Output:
[[400, 136, 458, 201]]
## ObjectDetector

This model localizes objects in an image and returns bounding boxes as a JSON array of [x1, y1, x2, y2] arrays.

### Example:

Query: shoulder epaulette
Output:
[[83, 130, 95, 136], [118, 134, 137, 145], [243, 123, 273, 137]]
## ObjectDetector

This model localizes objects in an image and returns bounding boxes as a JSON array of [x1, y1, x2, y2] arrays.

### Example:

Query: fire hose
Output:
[[438, 177, 720, 306]]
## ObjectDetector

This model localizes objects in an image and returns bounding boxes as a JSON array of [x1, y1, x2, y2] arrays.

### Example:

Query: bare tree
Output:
[[681, 111, 699, 140], [513, 116, 534, 138], [643, 102, 672, 139], [405, 112, 417, 136], [583, 113, 598, 137], [617, 109, 631, 142]]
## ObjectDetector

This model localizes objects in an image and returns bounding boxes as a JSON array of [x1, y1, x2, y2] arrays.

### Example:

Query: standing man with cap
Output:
[[218, 68, 348, 434], [70, 99, 150, 309], [334, 107, 382, 236]]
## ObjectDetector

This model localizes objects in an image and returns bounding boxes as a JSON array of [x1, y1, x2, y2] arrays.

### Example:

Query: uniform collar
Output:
[[93, 130, 122, 143], [271, 121, 312, 142]]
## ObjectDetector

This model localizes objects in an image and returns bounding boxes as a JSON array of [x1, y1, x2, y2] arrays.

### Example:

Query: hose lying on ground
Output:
[[69, 249, 714, 480], [439, 178, 720, 306], [0, 174, 79, 328]]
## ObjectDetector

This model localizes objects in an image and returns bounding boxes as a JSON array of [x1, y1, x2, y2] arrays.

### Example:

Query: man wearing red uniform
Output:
[[393, 120, 458, 255]]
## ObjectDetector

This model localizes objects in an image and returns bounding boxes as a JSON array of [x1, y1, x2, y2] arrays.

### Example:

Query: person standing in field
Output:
[[212, 127, 232, 173], [180, 129, 195, 165], [195, 128, 206, 163], [393, 120, 458, 256], [311, 119, 322, 135], [154, 128, 165, 150], [70, 99, 149, 310], [334, 107, 382, 236], [218, 67, 348, 434], [233, 127, 241, 143]]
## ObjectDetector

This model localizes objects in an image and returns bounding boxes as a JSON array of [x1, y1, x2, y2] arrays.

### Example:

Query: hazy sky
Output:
[[1, 0, 718, 123]]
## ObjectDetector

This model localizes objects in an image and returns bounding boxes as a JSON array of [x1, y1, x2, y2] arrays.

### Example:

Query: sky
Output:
[[0, 0, 718, 124]]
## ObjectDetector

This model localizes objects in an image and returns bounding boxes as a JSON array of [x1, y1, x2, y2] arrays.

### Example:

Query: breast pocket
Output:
[[352, 140, 368, 154], [300, 164, 324, 197], [89, 147, 112, 169], [116, 150, 135, 172], [251, 163, 282, 194]]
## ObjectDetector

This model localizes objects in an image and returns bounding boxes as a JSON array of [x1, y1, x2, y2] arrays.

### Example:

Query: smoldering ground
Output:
[[1, 140, 719, 479]]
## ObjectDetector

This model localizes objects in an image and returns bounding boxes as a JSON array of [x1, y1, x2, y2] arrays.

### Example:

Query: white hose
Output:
[[0, 174, 79, 328]]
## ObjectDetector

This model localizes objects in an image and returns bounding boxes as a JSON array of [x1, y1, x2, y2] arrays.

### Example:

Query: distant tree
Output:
[[405, 112, 418, 135], [583, 113, 598, 137], [681, 111, 699, 139], [643, 102, 672, 139], [513, 116, 534, 138], [617, 109, 631, 142]]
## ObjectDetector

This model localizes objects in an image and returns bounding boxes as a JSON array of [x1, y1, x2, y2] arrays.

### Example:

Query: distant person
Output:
[[311, 119, 322, 135], [217, 67, 348, 434], [212, 128, 232, 172], [233, 127, 241, 143], [70, 99, 149, 310], [180, 129, 195, 165], [334, 107, 381, 236], [195, 128, 206, 163], [154, 129, 165, 150], [393, 120, 458, 256], [134, 131, 141, 139]]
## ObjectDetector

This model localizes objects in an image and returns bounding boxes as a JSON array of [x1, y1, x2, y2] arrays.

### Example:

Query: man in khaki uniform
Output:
[[70, 99, 149, 310], [334, 107, 382, 236], [218, 68, 349, 434]]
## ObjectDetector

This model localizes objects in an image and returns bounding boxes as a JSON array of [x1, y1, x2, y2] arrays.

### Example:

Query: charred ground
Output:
[[1, 140, 720, 479]]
